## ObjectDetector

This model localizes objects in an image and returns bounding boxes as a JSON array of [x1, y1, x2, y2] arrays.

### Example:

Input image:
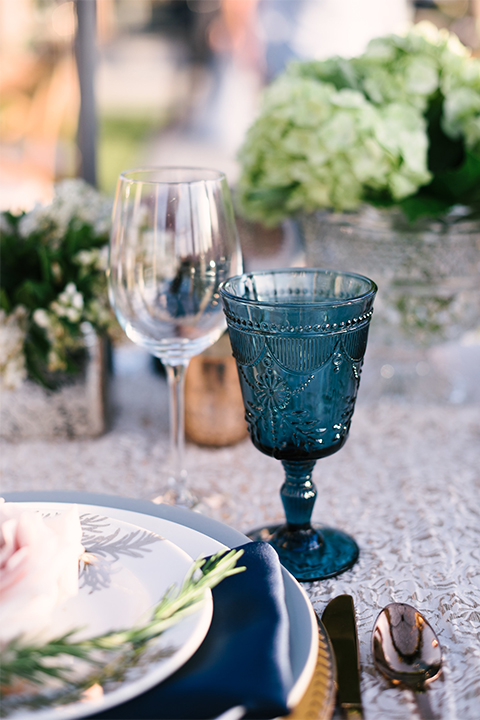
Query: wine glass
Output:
[[108, 167, 242, 505], [220, 268, 377, 580]]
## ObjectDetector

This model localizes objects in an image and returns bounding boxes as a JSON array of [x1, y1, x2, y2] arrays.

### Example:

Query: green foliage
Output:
[[237, 23, 480, 225], [0, 180, 115, 389]]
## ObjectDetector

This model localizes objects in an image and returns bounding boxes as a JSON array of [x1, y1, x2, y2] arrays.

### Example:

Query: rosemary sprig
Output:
[[0, 549, 245, 695]]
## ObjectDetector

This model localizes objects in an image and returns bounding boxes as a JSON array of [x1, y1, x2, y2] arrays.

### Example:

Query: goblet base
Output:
[[247, 523, 359, 582]]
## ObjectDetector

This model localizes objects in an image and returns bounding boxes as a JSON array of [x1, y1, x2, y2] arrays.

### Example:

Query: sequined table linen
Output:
[[1, 347, 479, 720]]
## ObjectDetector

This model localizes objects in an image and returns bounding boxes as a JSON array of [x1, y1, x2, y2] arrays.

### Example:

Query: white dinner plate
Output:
[[3, 494, 319, 716], [4, 505, 213, 720]]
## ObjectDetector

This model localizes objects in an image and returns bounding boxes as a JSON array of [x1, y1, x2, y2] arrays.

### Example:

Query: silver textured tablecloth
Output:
[[1, 345, 479, 719]]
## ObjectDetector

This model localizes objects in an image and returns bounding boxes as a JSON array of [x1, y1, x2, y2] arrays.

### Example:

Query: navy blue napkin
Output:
[[92, 541, 293, 720]]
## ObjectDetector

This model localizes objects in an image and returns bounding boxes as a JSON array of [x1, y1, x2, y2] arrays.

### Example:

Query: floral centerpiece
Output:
[[0, 179, 116, 391], [237, 22, 480, 225], [235, 22, 480, 399]]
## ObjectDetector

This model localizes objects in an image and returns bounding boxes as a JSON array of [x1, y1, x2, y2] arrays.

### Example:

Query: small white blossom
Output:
[[66, 307, 79, 322], [50, 283, 84, 324], [74, 249, 99, 267], [33, 309, 50, 329], [47, 349, 64, 371], [97, 245, 109, 271], [18, 204, 50, 239], [51, 262, 62, 282], [0, 308, 28, 389], [72, 295, 83, 311], [84, 298, 112, 328]]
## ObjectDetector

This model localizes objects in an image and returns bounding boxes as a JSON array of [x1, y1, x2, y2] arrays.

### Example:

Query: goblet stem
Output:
[[160, 361, 196, 508], [280, 460, 317, 527], [249, 458, 360, 581]]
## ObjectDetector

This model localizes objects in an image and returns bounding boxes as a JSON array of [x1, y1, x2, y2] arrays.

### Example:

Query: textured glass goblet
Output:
[[220, 269, 377, 581], [108, 168, 242, 505]]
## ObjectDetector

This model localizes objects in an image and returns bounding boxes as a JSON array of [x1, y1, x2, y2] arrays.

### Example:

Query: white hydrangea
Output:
[[0, 307, 28, 389]]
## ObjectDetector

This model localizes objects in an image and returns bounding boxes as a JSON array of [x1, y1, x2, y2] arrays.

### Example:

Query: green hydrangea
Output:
[[237, 22, 480, 225]]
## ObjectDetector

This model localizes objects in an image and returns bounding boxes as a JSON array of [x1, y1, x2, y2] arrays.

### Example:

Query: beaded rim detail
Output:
[[223, 309, 374, 335]]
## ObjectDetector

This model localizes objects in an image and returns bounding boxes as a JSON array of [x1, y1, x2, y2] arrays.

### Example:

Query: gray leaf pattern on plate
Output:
[[80, 513, 162, 593]]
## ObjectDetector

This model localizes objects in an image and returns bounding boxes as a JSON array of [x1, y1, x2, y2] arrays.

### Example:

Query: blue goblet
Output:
[[220, 269, 377, 581]]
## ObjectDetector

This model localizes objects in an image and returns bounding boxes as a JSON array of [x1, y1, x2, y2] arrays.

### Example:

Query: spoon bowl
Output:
[[372, 602, 442, 719]]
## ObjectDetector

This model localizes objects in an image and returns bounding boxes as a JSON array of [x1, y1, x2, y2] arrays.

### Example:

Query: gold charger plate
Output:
[[287, 618, 336, 720]]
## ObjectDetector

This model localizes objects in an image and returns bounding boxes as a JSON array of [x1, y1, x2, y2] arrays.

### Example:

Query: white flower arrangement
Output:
[[0, 179, 116, 389], [237, 22, 480, 225]]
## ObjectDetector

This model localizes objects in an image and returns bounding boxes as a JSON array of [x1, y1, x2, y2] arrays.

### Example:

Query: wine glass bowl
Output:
[[108, 167, 241, 503], [220, 268, 377, 580], [109, 168, 239, 364]]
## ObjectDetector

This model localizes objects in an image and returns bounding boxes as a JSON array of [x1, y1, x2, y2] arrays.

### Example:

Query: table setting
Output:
[[1, 164, 479, 720], [2, 22, 480, 720]]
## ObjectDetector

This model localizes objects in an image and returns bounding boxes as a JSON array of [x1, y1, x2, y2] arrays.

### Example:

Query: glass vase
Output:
[[294, 205, 480, 403]]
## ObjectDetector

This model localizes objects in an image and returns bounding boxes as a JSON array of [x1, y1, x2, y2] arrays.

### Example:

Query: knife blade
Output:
[[321, 594, 363, 719]]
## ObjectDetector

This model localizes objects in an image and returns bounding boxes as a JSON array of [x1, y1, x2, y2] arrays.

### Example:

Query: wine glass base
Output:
[[151, 486, 199, 509], [247, 523, 359, 581]]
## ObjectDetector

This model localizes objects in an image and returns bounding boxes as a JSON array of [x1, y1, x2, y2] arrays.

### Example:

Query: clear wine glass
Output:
[[108, 167, 242, 505]]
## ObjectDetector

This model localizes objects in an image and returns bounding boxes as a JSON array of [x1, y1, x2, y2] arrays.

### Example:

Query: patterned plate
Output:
[[5, 505, 213, 720]]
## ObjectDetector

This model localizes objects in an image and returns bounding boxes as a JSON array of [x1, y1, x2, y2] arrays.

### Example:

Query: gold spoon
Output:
[[372, 603, 442, 720]]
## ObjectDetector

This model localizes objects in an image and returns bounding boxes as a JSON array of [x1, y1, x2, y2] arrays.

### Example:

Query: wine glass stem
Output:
[[165, 361, 189, 490]]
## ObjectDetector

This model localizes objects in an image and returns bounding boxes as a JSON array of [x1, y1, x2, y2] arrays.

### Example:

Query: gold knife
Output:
[[321, 595, 363, 719]]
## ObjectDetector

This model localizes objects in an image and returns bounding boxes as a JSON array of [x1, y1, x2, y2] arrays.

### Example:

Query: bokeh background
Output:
[[1, 0, 479, 214]]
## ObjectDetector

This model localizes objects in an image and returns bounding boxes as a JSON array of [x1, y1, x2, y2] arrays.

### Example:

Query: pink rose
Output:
[[0, 500, 84, 645]]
